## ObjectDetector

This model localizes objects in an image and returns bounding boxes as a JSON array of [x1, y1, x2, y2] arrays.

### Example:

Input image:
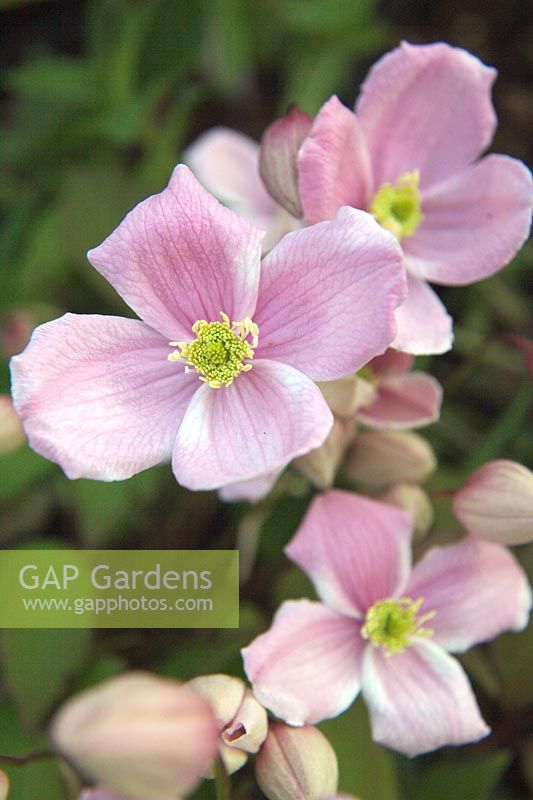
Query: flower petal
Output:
[[298, 95, 372, 224], [10, 314, 197, 481], [219, 468, 283, 503], [172, 360, 332, 490], [362, 640, 490, 756], [242, 599, 364, 725], [254, 206, 405, 381], [184, 127, 278, 231], [356, 41, 497, 189], [404, 155, 532, 285], [285, 490, 412, 618], [88, 165, 264, 341], [369, 349, 414, 377], [405, 537, 532, 653], [392, 274, 453, 355], [358, 371, 442, 429]]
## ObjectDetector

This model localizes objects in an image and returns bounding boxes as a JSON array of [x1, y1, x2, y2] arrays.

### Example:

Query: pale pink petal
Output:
[[184, 127, 278, 231], [172, 360, 332, 490], [285, 490, 412, 618], [358, 372, 442, 429], [10, 314, 197, 481], [298, 95, 372, 224], [242, 599, 364, 725], [79, 791, 128, 800], [392, 274, 453, 355], [254, 207, 405, 381], [369, 349, 414, 377], [404, 155, 532, 285], [88, 165, 264, 341], [406, 538, 532, 653], [356, 41, 497, 189], [362, 640, 490, 756], [219, 468, 283, 503]]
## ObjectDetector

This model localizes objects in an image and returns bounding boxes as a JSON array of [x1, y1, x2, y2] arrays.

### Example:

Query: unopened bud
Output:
[[187, 674, 267, 775], [382, 483, 434, 540], [294, 419, 353, 489], [345, 430, 436, 490], [0, 770, 9, 800], [1, 312, 33, 357], [256, 723, 338, 800], [50, 672, 219, 800], [0, 396, 25, 455], [79, 790, 126, 800], [318, 374, 377, 419], [259, 106, 313, 218], [453, 460, 533, 545]]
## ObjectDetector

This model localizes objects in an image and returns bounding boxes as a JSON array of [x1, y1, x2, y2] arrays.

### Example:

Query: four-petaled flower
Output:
[[242, 490, 531, 756], [10, 166, 405, 490]]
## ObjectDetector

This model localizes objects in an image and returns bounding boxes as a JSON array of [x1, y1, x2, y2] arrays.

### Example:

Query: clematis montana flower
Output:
[[10, 166, 405, 490], [294, 42, 533, 354], [242, 490, 532, 756]]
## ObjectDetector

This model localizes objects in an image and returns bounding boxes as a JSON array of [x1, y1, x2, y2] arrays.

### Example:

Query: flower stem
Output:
[[214, 756, 231, 800]]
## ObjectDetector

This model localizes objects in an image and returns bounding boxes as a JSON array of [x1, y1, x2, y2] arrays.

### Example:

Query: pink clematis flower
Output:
[[357, 349, 442, 429], [242, 490, 531, 756], [10, 166, 405, 490], [264, 42, 532, 355]]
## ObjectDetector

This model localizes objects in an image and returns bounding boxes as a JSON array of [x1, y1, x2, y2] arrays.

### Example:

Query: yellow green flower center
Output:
[[168, 312, 259, 388], [361, 597, 435, 655], [370, 170, 423, 239]]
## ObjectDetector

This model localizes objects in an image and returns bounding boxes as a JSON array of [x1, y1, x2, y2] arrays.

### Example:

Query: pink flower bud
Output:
[[1, 312, 33, 357], [79, 790, 127, 800], [255, 723, 338, 800], [294, 418, 353, 489], [187, 674, 268, 775], [0, 396, 25, 455], [345, 430, 437, 490], [318, 374, 377, 419], [0, 769, 9, 800], [453, 460, 533, 545], [259, 106, 313, 218], [382, 483, 434, 540], [50, 672, 219, 800]]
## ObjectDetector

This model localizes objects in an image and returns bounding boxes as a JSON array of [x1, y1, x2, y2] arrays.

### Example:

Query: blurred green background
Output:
[[0, 0, 532, 799]]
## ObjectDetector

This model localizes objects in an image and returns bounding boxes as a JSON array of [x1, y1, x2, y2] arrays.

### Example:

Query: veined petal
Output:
[[219, 468, 283, 503], [242, 599, 364, 725], [404, 155, 533, 285], [184, 127, 278, 231], [10, 314, 197, 481], [88, 165, 264, 341], [172, 360, 332, 490], [392, 274, 453, 355], [406, 537, 532, 653], [362, 640, 490, 757], [369, 349, 414, 377], [358, 371, 442, 429], [254, 207, 405, 381], [285, 490, 413, 618], [356, 41, 497, 189], [298, 95, 372, 224]]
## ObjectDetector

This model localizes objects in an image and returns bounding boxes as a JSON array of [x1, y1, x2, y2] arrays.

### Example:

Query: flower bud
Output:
[[1, 312, 33, 357], [259, 106, 313, 218], [453, 460, 533, 545], [0, 769, 9, 800], [344, 430, 436, 490], [79, 790, 126, 800], [382, 483, 434, 541], [0, 396, 25, 455], [187, 674, 268, 775], [318, 375, 377, 419], [294, 418, 353, 489], [50, 672, 219, 800], [255, 723, 338, 800]]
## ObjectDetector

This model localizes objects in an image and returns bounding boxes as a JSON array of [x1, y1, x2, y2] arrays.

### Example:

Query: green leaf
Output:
[[6, 59, 101, 108], [319, 698, 399, 800], [409, 751, 511, 800], [0, 445, 56, 506], [0, 627, 92, 729]]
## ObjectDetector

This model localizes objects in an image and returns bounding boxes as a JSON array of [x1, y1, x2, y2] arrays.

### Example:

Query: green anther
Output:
[[370, 170, 423, 239], [168, 312, 258, 388], [361, 597, 435, 655]]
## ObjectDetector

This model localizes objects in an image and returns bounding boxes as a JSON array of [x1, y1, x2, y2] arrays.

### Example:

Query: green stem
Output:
[[214, 756, 231, 800], [0, 751, 55, 767]]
